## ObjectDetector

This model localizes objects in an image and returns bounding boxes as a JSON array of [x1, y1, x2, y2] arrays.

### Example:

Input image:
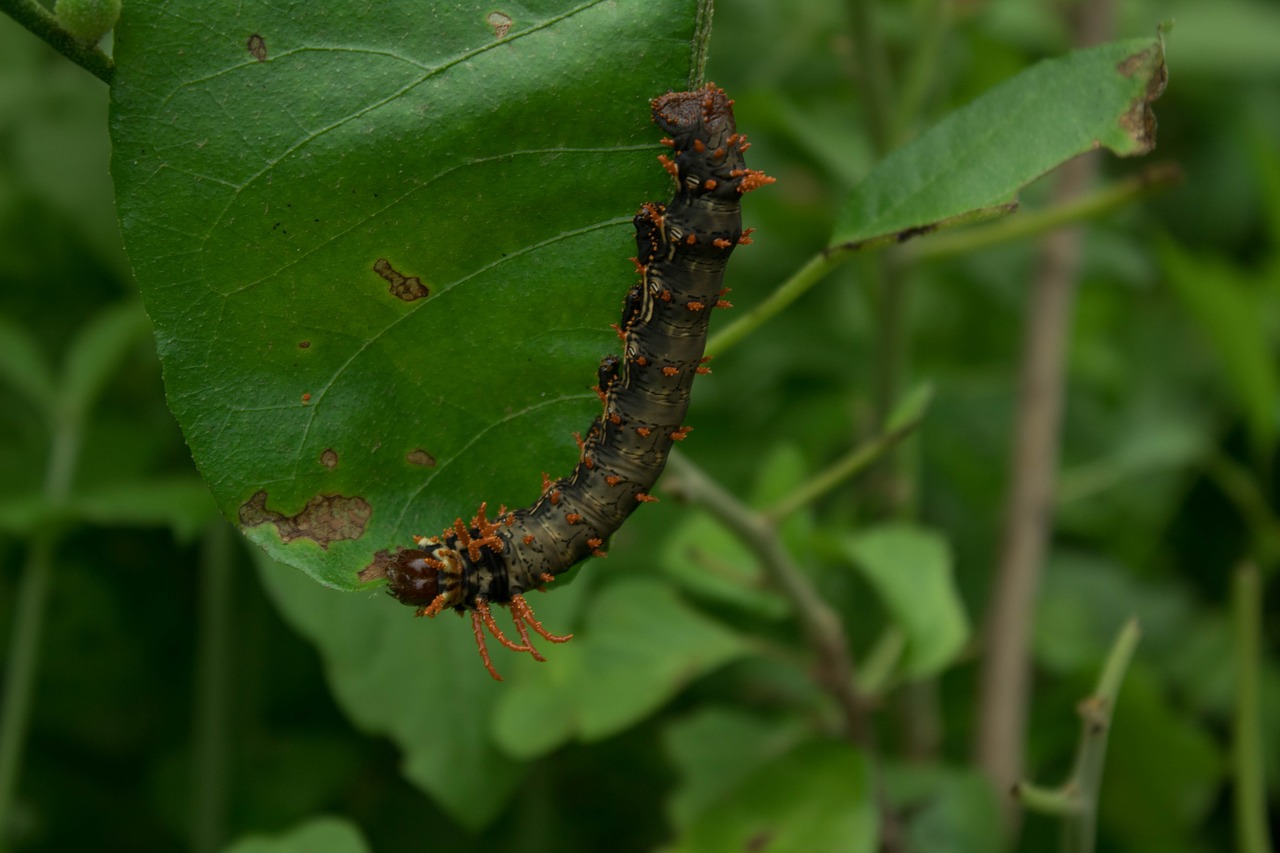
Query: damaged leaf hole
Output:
[[373, 258, 429, 302], [239, 490, 371, 549]]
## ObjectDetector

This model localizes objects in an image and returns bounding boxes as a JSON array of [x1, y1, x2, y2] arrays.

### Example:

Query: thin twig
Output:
[[975, 0, 1116, 815], [1232, 563, 1275, 853], [765, 393, 929, 522], [190, 523, 235, 853], [844, 0, 896, 156], [1015, 618, 1141, 853], [662, 451, 906, 850], [0, 0, 115, 84], [976, 146, 1099, 818], [663, 451, 872, 744], [706, 253, 836, 358]]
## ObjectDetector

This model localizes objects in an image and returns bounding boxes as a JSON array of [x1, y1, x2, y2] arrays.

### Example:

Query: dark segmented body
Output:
[[382, 85, 772, 679]]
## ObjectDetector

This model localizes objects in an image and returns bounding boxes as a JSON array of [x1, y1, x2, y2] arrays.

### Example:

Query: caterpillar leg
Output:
[[465, 594, 574, 681], [472, 597, 534, 681], [510, 594, 573, 644]]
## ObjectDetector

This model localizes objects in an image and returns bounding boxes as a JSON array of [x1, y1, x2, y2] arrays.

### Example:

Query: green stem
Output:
[[0, 417, 80, 846], [1017, 618, 1141, 853], [663, 451, 872, 744], [190, 523, 235, 853], [911, 162, 1182, 263], [0, 0, 114, 84], [707, 251, 842, 358], [1206, 451, 1280, 570], [764, 396, 926, 522], [844, 0, 896, 156], [0, 536, 53, 850], [892, 0, 951, 138], [1232, 563, 1275, 853]]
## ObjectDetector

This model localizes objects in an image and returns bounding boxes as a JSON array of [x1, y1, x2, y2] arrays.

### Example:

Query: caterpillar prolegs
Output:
[[382, 85, 772, 680]]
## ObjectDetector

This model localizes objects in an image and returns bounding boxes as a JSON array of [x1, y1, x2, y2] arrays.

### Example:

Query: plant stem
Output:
[[0, 536, 53, 849], [662, 451, 906, 851], [844, 0, 896, 156], [190, 523, 235, 853], [706, 252, 837, 358], [911, 162, 1182, 263], [976, 132, 1105, 827], [663, 451, 872, 744], [1015, 618, 1141, 853], [1232, 563, 1275, 853], [892, 0, 950, 139], [1207, 452, 1280, 570], [0, 0, 114, 84], [765, 397, 926, 522], [0, 416, 81, 845]]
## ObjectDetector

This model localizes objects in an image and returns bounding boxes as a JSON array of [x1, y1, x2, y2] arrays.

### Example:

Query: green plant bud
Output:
[[54, 0, 122, 45]]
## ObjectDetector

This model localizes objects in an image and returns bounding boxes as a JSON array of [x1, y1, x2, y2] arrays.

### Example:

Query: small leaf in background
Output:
[[254, 552, 562, 829], [882, 764, 1004, 853], [1160, 237, 1279, 463], [221, 816, 370, 853], [1099, 664, 1224, 852], [831, 34, 1167, 249], [110, 0, 704, 589], [494, 580, 749, 756], [842, 523, 969, 680], [662, 707, 809, 830], [662, 739, 877, 853]]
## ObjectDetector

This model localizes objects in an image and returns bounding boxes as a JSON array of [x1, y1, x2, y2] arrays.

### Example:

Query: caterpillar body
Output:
[[382, 85, 772, 679]]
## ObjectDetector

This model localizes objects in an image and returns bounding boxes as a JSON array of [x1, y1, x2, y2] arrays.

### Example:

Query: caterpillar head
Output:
[[385, 544, 467, 614]]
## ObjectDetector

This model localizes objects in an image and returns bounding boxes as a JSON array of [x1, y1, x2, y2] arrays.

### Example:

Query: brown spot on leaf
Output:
[[298, 340, 311, 349], [247, 34, 267, 61], [301, 392, 311, 403], [238, 490, 371, 549], [373, 258, 429, 302], [486, 11, 513, 39], [896, 223, 939, 243], [406, 449, 436, 467], [320, 449, 339, 469]]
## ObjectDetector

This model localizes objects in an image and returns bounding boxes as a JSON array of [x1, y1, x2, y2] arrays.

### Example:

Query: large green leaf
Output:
[[111, 0, 708, 589], [831, 34, 1167, 249]]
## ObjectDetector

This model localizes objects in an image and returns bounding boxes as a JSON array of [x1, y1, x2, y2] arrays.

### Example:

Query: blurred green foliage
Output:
[[1, 0, 1278, 851]]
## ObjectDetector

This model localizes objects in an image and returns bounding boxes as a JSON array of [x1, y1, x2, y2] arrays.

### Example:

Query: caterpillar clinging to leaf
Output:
[[376, 84, 772, 679]]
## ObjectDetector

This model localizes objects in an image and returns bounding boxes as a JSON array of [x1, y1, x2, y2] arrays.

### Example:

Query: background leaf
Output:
[[222, 816, 370, 853], [111, 0, 707, 589], [830, 35, 1167, 248], [842, 523, 969, 679], [663, 738, 877, 853]]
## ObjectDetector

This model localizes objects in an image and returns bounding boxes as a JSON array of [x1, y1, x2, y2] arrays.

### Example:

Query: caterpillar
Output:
[[381, 84, 772, 680]]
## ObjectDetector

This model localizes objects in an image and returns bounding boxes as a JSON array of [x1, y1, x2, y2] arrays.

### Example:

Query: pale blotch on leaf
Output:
[[486, 11, 513, 39], [239, 490, 371, 549]]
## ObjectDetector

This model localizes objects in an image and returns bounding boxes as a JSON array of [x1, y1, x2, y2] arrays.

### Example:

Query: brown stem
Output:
[[974, 0, 1116, 827]]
